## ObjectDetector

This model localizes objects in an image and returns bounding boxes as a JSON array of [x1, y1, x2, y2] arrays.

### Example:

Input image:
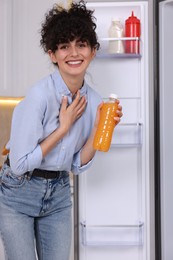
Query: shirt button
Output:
[[62, 146, 65, 150]]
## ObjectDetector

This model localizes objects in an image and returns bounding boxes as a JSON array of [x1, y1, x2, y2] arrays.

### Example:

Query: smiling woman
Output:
[[0, 1, 122, 260]]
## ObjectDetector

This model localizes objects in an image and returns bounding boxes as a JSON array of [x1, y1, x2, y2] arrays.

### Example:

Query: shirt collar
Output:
[[51, 69, 87, 102]]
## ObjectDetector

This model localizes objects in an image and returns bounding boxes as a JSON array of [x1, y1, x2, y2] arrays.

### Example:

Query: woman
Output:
[[0, 1, 122, 260]]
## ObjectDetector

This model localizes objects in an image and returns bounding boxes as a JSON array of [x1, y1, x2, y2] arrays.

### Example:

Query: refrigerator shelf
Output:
[[96, 53, 141, 59], [81, 221, 144, 247], [100, 37, 140, 41], [97, 37, 141, 58], [111, 122, 142, 147]]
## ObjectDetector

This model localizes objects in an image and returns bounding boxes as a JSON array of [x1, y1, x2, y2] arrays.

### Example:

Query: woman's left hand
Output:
[[114, 99, 123, 125]]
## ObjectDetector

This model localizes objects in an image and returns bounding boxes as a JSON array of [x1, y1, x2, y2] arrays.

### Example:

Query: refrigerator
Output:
[[73, 1, 155, 260], [157, 1, 173, 260]]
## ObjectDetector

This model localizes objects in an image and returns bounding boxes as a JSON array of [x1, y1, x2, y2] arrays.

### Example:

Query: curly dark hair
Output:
[[40, 0, 100, 53]]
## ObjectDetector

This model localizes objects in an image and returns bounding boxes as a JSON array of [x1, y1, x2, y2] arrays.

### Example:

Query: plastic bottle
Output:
[[125, 11, 140, 54], [93, 94, 118, 152], [108, 18, 124, 54]]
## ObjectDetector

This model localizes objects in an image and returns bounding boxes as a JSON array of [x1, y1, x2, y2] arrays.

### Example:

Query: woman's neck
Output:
[[60, 71, 85, 96]]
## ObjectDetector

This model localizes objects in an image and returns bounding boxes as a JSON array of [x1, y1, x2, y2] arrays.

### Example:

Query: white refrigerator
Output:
[[73, 1, 155, 260]]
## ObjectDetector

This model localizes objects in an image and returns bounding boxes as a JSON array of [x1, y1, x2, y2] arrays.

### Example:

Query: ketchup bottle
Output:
[[93, 94, 118, 152], [125, 11, 140, 54]]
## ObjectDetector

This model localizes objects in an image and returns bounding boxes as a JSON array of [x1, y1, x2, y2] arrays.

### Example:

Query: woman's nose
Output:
[[70, 46, 78, 56]]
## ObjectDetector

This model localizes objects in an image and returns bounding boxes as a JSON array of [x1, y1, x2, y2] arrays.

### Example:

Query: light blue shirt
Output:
[[8, 70, 102, 176]]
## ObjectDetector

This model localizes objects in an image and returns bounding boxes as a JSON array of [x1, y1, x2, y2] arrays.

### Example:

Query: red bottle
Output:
[[125, 11, 140, 54]]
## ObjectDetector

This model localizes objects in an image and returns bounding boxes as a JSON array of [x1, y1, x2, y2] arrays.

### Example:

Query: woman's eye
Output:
[[59, 45, 68, 50], [78, 42, 87, 48]]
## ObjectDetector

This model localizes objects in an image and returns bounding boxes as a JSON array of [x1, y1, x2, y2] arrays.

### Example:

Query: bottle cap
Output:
[[111, 17, 120, 22], [125, 11, 140, 24], [109, 93, 118, 99]]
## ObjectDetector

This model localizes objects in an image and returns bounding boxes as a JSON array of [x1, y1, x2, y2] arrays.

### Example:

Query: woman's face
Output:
[[48, 39, 96, 79]]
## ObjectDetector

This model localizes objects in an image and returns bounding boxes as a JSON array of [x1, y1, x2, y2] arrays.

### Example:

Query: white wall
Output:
[[0, 0, 61, 97]]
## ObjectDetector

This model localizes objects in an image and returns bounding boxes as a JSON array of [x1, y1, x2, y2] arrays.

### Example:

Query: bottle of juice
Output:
[[93, 94, 118, 152]]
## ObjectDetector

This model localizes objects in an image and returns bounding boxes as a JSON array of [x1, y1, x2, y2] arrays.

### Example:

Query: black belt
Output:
[[5, 157, 62, 179], [32, 169, 61, 179]]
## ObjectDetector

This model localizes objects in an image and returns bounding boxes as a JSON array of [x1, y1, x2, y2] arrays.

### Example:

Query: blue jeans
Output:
[[0, 163, 72, 260]]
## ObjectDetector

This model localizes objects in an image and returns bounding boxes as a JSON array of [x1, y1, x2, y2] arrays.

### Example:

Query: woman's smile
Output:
[[66, 59, 83, 66]]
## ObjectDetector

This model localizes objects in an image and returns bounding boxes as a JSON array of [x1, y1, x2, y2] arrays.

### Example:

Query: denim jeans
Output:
[[0, 163, 72, 260]]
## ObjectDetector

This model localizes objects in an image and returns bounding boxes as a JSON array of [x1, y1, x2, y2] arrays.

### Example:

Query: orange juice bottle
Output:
[[93, 94, 118, 152]]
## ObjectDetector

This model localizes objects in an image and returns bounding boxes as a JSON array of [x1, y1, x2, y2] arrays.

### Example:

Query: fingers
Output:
[[114, 116, 121, 125], [61, 95, 68, 112], [60, 92, 87, 123], [71, 91, 87, 116], [115, 101, 123, 125], [116, 105, 123, 118], [70, 90, 81, 109], [74, 96, 86, 119]]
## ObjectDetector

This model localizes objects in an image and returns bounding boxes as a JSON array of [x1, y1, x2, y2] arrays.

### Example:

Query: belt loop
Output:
[[25, 171, 32, 180]]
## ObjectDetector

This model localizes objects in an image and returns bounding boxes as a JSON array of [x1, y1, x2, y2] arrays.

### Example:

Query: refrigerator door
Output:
[[159, 1, 173, 259], [74, 2, 154, 260]]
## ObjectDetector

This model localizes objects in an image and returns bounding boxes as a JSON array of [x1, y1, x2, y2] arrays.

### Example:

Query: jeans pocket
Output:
[[62, 174, 70, 187], [1, 167, 26, 188]]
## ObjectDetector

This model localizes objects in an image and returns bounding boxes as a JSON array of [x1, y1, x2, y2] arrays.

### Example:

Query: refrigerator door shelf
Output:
[[96, 53, 141, 59], [80, 221, 144, 247], [97, 37, 141, 58], [111, 122, 142, 148], [100, 37, 140, 41]]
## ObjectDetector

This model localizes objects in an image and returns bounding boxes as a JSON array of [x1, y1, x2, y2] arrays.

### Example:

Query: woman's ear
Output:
[[91, 48, 97, 59], [48, 50, 57, 64]]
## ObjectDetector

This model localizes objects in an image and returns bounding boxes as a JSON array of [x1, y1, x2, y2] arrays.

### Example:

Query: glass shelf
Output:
[[81, 221, 144, 247]]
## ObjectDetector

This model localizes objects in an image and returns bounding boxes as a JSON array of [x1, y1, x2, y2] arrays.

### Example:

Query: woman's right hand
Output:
[[40, 90, 87, 157], [59, 90, 87, 134]]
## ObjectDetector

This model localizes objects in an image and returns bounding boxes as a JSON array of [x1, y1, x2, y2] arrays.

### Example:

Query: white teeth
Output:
[[67, 61, 82, 65]]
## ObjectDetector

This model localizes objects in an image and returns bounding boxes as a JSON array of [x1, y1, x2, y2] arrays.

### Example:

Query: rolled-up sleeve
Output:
[[71, 150, 94, 175]]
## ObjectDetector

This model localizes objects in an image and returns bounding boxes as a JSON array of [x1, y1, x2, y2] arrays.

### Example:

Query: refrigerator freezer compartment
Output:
[[81, 221, 144, 247], [111, 123, 142, 147]]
